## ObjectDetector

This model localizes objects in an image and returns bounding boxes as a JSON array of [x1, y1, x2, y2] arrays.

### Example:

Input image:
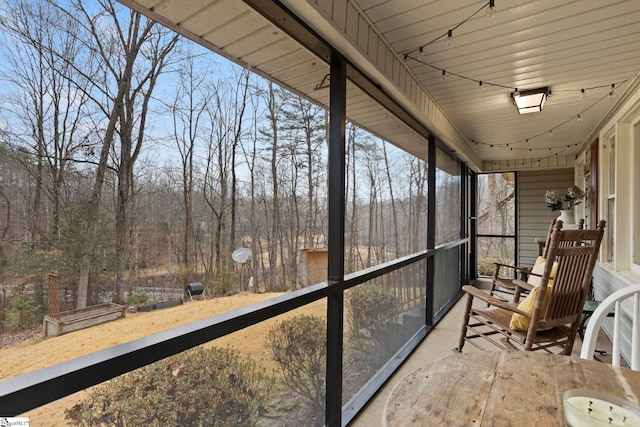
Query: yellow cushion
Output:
[[526, 256, 558, 286], [509, 257, 558, 331]]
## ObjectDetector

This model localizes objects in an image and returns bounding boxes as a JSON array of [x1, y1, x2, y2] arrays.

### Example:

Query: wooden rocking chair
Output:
[[457, 219, 605, 355], [490, 218, 585, 300]]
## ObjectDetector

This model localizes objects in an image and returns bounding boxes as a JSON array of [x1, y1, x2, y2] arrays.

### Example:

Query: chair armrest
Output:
[[462, 285, 530, 317], [514, 266, 532, 281], [494, 263, 533, 280], [493, 262, 517, 279], [493, 262, 517, 270], [513, 279, 535, 292]]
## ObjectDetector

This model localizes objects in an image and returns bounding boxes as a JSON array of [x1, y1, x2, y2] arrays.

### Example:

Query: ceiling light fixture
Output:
[[581, 88, 588, 98], [441, 70, 447, 81], [511, 87, 548, 114]]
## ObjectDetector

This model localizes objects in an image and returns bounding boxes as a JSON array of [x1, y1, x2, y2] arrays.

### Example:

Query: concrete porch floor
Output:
[[349, 289, 619, 426]]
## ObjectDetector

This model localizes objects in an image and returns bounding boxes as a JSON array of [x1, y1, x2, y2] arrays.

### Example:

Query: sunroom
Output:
[[1, 0, 640, 425]]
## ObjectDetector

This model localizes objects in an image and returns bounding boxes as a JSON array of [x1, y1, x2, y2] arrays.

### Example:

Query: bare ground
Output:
[[0, 292, 326, 426]]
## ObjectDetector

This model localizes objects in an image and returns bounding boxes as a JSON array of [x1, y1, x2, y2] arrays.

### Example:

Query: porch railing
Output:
[[0, 240, 466, 426]]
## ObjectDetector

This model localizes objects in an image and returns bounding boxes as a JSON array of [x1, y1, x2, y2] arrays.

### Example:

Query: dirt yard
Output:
[[0, 292, 326, 426]]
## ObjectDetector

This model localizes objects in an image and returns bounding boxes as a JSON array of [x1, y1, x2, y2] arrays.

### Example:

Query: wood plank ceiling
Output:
[[119, 0, 640, 170]]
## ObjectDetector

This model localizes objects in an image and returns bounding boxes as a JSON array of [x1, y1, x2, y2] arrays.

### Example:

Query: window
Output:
[[605, 135, 616, 262], [435, 148, 461, 245], [634, 123, 640, 267], [476, 172, 516, 276]]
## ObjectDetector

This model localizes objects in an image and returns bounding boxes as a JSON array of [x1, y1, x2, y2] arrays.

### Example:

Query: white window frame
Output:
[[631, 119, 640, 273], [601, 131, 616, 264]]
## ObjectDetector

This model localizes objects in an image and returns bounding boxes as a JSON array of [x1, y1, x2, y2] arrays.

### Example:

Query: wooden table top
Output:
[[384, 351, 640, 426]]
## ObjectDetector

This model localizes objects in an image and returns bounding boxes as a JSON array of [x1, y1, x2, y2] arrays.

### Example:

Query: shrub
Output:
[[177, 265, 194, 286], [477, 255, 514, 277], [125, 289, 149, 305], [345, 285, 399, 368], [215, 269, 236, 294], [65, 346, 273, 427], [266, 314, 326, 426], [6, 295, 42, 332]]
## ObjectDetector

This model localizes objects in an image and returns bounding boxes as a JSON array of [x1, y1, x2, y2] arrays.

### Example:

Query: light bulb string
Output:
[[401, 1, 625, 96], [471, 79, 629, 153], [406, 56, 514, 89], [553, 83, 618, 93], [403, 1, 491, 55], [407, 52, 628, 96]]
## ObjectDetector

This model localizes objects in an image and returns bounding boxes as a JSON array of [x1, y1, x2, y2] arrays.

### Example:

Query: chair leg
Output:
[[562, 321, 581, 355], [455, 294, 474, 352]]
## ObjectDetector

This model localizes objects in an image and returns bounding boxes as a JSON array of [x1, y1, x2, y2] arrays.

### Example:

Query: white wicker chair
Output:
[[580, 284, 640, 370]]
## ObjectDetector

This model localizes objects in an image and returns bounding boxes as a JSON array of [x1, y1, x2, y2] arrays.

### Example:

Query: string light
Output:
[[486, 0, 497, 17], [469, 80, 629, 159], [445, 29, 454, 46], [397, 1, 631, 164], [402, 2, 624, 101], [403, 1, 497, 55]]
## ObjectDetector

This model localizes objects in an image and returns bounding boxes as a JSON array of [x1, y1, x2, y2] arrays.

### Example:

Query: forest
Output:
[[0, 0, 467, 335]]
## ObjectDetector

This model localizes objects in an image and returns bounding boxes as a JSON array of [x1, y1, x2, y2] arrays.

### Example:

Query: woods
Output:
[[0, 0, 434, 334]]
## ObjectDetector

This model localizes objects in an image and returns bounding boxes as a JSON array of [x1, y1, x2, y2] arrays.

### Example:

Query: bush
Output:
[[125, 289, 149, 305], [5, 295, 42, 332], [477, 255, 514, 277], [345, 285, 399, 369], [65, 346, 273, 427], [266, 314, 326, 426], [215, 269, 236, 294]]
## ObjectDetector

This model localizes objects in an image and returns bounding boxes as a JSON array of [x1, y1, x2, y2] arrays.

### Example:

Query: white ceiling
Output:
[[119, 0, 640, 169], [358, 0, 640, 164]]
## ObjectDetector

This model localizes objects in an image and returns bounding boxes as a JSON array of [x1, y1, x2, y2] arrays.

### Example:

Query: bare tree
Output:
[[261, 82, 287, 291], [61, 0, 179, 307], [169, 52, 214, 271], [0, 0, 95, 249], [345, 123, 361, 272], [198, 69, 251, 291], [282, 96, 325, 250], [228, 68, 251, 258], [202, 82, 231, 287], [382, 143, 400, 258], [238, 80, 266, 291], [408, 156, 428, 253]]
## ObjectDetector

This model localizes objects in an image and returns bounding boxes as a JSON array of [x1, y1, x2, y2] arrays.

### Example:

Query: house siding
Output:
[[517, 168, 574, 267]]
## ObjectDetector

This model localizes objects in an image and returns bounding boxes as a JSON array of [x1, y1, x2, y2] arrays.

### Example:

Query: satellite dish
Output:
[[232, 248, 252, 264]]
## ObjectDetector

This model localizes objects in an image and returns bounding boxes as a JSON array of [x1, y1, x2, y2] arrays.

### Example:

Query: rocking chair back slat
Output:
[[542, 227, 604, 326]]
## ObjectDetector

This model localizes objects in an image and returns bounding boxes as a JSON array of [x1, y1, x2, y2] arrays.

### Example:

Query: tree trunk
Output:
[[382, 144, 400, 258]]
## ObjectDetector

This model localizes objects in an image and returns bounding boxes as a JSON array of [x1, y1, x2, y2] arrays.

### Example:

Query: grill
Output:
[[186, 282, 205, 301]]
